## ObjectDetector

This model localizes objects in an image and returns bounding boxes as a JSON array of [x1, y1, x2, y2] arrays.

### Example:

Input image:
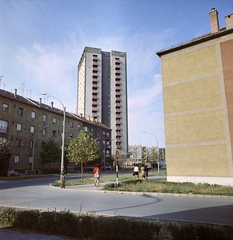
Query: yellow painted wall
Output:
[[163, 75, 222, 114], [166, 145, 229, 176], [165, 110, 226, 144], [162, 45, 218, 83], [161, 43, 231, 178]]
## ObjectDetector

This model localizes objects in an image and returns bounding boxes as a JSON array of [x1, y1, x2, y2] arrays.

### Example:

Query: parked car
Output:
[[7, 170, 19, 176], [84, 165, 94, 172]]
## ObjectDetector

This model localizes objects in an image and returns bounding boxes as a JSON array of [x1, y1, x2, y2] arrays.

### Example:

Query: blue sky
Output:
[[0, 0, 232, 148]]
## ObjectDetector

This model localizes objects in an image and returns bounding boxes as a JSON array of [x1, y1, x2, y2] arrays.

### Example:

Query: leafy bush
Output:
[[0, 208, 232, 240]]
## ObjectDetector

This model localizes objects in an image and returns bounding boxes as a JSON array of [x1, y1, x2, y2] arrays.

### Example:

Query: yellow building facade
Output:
[[157, 9, 233, 186]]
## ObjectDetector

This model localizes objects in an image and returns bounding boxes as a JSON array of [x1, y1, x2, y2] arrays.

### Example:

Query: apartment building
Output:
[[156, 9, 233, 186], [129, 145, 165, 166], [77, 47, 128, 164], [0, 89, 111, 175]]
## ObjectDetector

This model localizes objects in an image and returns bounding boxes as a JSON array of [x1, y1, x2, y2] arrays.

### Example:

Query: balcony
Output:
[[92, 73, 98, 77], [116, 109, 121, 113], [115, 103, 121, 107], [115, 92, 121, 97], [92, 107, 98, 111], [116, 120, 122, 124], [92, 101, 98, 106], [92, 67, 98, 72], [116, 132, 122, 137], [116, 145, 122, 149], [116, 126, 122, 131], [115, 86, 121, 91], [92, 83, 98, 88], [92, 96, 98, 100], [115, 76, 120, 81], [115, 70, 121, 75], [115, 114, 121, 119], [92, 89, 98, 94], [115, 59, 120, 64], [93, 56, 98, 61]]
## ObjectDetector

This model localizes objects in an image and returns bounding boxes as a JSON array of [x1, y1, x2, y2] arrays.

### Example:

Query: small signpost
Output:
[[116, 150, 119, 186]]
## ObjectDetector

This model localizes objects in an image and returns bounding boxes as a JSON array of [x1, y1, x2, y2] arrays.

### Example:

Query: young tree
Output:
[[40, 137, 61, 172], [150, 147, 159, 168], [66, 129, 100, 181]]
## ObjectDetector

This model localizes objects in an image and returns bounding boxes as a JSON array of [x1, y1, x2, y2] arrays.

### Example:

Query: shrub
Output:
[[0, 208, 232, 240]]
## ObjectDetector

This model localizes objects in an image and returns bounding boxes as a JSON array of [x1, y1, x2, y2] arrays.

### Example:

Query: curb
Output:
[[50, 184, 233, 200]]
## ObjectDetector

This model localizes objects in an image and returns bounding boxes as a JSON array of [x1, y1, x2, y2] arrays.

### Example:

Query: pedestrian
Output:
[[144, 165, 150, 181], [60, 167, 67, 189], [93, 164, 101, 187], [133, 164, 139, 179], [140, 165, 145, 179]]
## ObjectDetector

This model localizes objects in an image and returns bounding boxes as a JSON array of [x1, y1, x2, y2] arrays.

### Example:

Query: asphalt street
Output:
[[0, 175, 233, 239]]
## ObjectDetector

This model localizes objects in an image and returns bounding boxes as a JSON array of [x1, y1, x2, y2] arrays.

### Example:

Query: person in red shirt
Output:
[[93, 164, 101, 187]]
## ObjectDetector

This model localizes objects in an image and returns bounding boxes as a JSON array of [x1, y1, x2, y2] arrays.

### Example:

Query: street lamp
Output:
[[142, 131, 160, 172], [40, 92, 66, 170], [32, 125, 49, 172]]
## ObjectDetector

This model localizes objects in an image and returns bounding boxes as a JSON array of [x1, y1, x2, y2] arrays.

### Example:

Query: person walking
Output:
[[93, 164, 101, 187], [140, 165, 145, 180], [144, 165, 150, 181], [60, 167, 67, 189], [133, 164, 139, 179]]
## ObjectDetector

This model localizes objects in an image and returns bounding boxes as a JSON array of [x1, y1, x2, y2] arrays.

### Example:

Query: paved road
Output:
[[0, 175, 232, 226]]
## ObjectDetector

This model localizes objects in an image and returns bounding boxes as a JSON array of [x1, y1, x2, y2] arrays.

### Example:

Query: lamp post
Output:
[[142, 131, 160, 172], [32, 125, 49, 172], [40, 92, 66, 170]]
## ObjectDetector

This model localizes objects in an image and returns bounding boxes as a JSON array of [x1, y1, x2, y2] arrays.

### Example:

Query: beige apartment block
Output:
[[157, 9, 233, 186]]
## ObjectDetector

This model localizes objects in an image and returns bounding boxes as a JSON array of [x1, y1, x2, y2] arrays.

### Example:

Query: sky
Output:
[[0, 0, 232, 148]]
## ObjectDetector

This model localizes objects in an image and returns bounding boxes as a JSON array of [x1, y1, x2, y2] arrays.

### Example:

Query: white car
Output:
[[7, 170, 19, 176]]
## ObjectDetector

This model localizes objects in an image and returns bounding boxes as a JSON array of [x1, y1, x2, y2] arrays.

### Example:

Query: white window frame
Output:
[[31, 111, 36, 119], [17, 123, 22, 131], [14, 155, 20, 163], [30, 126, 35, 133]]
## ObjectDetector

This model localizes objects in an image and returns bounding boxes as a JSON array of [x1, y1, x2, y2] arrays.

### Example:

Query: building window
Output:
[[28, 156, 33, 163], [17, 123, 22, 131], [17, 107, 23, 116], [14, 155, 20, 163], [70, 122, 73, 128], [53, 117, 57, 124], [30, 126, 35, 133], [43, 114, 47, 122], [2, 103, 9, 112], [78, 124, 80, 130], [0, 120, 8, 133], [16, 138, 21, 146], [70, 133, 73, 139], [53, 130, 56, 137], [0, 137, 7, 143], [31, 111, 36, 119], [42, 128, 47, 136], [30, 140, 33, 148]]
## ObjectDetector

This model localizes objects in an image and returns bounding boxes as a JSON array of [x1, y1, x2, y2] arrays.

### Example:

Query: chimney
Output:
[[225, 13, 233, 29], [209, 8, 219, 33], [51, 101, 53, 108], [14, 89, 17, 97], [39, 98, 42, 104]]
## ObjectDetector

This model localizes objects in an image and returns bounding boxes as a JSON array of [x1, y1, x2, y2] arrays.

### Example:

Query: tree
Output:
[[0, 141, 10, 161], [65, 129, 100, 181], [0, 141, 11, 175], [40, 137, 61, 171], [150, 147, 159, 163]]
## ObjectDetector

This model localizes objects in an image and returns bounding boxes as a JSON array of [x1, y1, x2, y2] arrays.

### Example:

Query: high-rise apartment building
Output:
[[77, 47, 128, 162]]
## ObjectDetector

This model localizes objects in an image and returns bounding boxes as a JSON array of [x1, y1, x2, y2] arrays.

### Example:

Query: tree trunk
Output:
[[81, 162, 84, 182]]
